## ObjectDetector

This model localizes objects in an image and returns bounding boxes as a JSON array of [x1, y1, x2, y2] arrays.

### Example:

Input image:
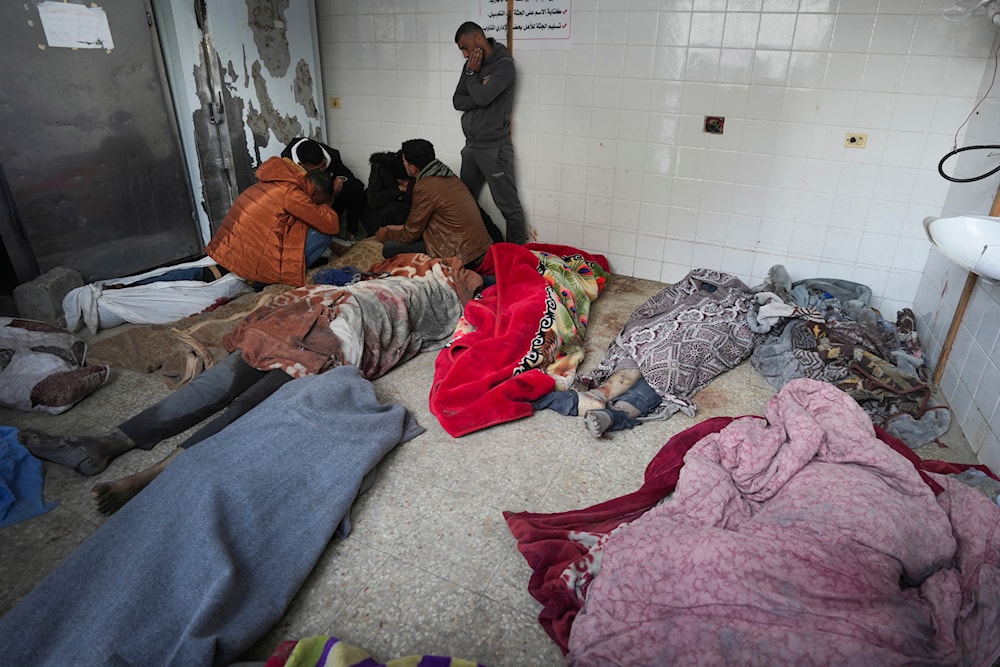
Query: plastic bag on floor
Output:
[[62, 257, 253, 334]]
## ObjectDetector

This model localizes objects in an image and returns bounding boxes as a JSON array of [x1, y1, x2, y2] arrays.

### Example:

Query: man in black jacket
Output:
[[361, 150, 413, 236], [282, 137, 365, 241]]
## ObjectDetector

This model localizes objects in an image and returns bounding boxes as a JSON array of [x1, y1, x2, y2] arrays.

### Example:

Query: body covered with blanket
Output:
[[430, 243, 609, 436], [562, 379, 1000, 665], [580, 268, 762, 420], [226, 254, 482, 380], [0, 366, 423, 666]]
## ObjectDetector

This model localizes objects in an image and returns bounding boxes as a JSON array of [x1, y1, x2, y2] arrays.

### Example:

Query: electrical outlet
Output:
[[844, 132, 867, 148], [328, 97, 341, 109]]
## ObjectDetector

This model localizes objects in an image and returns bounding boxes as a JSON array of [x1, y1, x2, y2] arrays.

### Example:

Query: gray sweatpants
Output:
[[461, 141, 529, 245]]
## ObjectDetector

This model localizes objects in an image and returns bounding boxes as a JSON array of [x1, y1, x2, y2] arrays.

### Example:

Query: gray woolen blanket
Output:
[[0, 365, 423, 666]]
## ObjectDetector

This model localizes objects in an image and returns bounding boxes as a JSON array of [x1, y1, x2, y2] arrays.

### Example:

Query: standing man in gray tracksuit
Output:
[[453, 21, 530, 245]]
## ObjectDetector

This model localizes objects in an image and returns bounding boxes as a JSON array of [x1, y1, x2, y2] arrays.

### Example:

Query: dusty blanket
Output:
[[86, 286, 288, 388], [563, 379, 1000, 665], [226, 256, 481, 380], [0, 366, 423, 666], [579, 269, 761, 419], [83, 239, 391, 389], [430, 243, 609, 437]]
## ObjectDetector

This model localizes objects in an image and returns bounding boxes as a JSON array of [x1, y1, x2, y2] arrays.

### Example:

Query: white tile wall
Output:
[[317, 1, 1000, 472], [912, 42, 1000, 476]]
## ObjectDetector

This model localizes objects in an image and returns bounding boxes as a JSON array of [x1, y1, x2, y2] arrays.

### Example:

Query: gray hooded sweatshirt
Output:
[[452, 38, 516, 148]]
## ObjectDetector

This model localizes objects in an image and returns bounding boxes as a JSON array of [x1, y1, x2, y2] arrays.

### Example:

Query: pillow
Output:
[[0, 318, 109, 414]]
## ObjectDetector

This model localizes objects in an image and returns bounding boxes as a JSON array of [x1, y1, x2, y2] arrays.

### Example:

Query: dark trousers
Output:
[[362, 200, 410, 236], [381, 239, 427, 259], [333, 178, 365, 235], [117, 351, 293, 450], [460, 142, 528, 245]]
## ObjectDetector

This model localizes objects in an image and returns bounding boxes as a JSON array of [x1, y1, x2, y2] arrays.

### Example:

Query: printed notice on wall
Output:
[[474, 0, 572, 49], [37, 1, 115, 50]]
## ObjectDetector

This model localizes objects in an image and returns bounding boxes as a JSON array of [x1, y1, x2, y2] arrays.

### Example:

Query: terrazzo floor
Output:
[[0, 274, 981, 667]]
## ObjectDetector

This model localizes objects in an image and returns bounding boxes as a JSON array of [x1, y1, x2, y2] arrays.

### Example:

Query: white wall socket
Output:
[[845, 133, 867, 148]]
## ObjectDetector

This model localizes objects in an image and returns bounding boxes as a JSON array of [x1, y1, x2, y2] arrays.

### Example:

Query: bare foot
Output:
[[17, 429, 134, 476], [584, 410, 613, 438], [92, 477, 147, 515], [90, 448, 181, 515]]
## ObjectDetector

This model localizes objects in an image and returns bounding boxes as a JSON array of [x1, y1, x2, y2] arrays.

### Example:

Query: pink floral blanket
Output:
[[564, 379, 1000, 665]]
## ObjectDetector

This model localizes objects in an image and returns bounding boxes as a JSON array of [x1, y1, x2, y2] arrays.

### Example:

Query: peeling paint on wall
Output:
[[187, 2, 321, 212], [225, 59, 238, 85], [192, 50, 253, 232], [245, 101, 271, 165], [294, 58, 319, 119], [250, 60, 301, 146], [242, 45, 249, 87], [246, 0, 290, 78], [217, 58, 254, 187], [153, 2, 323, 242]]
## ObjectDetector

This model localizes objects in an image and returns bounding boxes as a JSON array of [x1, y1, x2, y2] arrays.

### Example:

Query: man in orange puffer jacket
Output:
[[206, 156, 338, 287]]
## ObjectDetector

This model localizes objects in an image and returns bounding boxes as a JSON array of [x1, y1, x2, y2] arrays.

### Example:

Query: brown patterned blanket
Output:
[[227, 255, 481, 380]]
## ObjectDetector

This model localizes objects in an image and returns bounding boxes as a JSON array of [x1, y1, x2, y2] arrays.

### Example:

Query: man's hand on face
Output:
[[334, 176, 346, 196], [467, 46, 483, 73], [458, 33, 484, 73]]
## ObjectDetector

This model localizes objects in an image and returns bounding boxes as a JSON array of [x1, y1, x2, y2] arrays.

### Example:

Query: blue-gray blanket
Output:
[[0, 365, 422, 666]]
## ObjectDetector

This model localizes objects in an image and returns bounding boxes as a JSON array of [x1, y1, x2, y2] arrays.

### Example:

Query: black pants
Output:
[[362, 200, 410, 236], [117, 351, 293, 450], [333, 178, 365, 235], [381, 239, 427, 259]]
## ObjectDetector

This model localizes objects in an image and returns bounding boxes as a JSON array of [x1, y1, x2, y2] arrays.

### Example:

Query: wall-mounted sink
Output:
[[924, 215, 1000, 282]]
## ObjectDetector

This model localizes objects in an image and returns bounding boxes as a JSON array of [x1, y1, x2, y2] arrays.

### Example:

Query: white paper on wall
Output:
[[473, 0, 572, 50], [37, 1, 115, 50]]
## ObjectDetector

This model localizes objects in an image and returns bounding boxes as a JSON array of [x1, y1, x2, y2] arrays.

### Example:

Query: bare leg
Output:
[[585, 376, 662, 438], [91, 448, 183, 515], [578, 368, 642, 413]]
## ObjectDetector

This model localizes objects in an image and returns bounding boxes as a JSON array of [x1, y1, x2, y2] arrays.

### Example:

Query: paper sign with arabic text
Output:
[[473, 0, 572, 49]]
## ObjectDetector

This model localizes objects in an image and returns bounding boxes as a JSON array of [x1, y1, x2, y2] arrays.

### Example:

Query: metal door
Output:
[[0, 0, 202, 283]]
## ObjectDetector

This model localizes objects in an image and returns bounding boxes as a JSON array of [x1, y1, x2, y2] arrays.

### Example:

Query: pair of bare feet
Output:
[[16, 428, 180, 515]]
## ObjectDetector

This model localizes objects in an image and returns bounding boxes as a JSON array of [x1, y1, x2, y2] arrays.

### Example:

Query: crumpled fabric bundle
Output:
[[0, 427, 57, 527], [748, 265, 947, 447], [0, 317, 109, 414], [566, 379, 1000, 666], [311, 266, 363, 286]]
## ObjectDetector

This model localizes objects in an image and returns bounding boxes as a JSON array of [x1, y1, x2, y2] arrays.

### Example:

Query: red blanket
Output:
[[505, 411, 998, 654], [430, 243, 609, 437]]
